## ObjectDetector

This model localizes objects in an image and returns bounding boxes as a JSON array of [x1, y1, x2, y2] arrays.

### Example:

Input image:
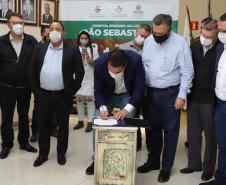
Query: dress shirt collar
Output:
[[9, 33, 24, 42], [49, 41, 63, 50]]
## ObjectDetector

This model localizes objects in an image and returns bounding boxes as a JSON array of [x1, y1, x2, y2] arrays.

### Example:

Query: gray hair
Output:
[[153, 14, 172, 29], [137, 23, 152, 33]]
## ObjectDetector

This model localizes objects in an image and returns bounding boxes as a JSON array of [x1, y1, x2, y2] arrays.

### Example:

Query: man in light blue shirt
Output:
[[137, 14, 194, 183]]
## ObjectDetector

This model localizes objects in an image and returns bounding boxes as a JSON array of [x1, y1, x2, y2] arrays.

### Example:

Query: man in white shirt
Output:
[[85, 48, 146, 175], [30, 21, 84, 167], [138, 14, 194, 183], [200, 13, 226, 185]]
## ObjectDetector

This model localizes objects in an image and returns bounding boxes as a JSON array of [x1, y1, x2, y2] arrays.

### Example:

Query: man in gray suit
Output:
[[22, 0, 34, 22], [0, 0, 12, 19]]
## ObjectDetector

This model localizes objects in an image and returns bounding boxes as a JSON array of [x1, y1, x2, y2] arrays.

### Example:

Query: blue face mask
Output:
[[80, 39, 88, 46]]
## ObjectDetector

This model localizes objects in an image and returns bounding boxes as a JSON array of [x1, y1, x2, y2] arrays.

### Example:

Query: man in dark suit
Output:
[[0, 13, 38, 159], [180, 18, 219, 182], [22, 0, 34, 22], [200, 13, 226, 185], [85, 49, 146, 175], [42, 3, 53, 24], [30, 21, 84, 167], [0, 0, 12, 19]]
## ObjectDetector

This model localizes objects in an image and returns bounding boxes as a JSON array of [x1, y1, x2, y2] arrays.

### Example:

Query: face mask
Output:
[[153, 32, 170, 44], [12, 24, 23, 36], [134, 35, 145, 46], [200, 34, 213, 47], [49, 31, 62, 43], [109, 70, 124, 79], [218, 32, 226, 45], [80, 39, 88, 46]]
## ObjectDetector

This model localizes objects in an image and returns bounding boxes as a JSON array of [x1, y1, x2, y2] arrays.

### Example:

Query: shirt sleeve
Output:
[[124, 103, 135, 113], [178, 38, 194, 99]]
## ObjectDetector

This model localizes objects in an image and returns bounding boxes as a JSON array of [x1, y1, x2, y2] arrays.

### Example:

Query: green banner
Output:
[[62, 21, 178, 40]]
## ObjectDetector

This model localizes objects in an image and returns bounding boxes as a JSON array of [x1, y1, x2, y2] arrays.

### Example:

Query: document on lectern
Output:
[[94, 118, 118, 126]]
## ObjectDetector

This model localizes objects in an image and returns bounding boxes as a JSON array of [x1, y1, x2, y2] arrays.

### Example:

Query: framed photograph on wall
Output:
[[40, 0, 56, 25], [19, 0, 37, 25], [0, 0, 16, 22]]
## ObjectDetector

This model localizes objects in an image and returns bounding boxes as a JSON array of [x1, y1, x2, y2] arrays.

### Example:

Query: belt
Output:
[[40, 88, 65, 94], [147, 84, 180, 91], [0, 82, 29, 89], [113, 92, 128, 96]]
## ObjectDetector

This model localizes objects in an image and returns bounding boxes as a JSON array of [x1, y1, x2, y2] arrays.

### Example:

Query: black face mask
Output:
[[153, 32, 170, 44]]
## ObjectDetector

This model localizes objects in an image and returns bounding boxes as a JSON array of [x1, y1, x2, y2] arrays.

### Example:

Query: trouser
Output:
[[187, 102, 216, 174], [141, 95, 152, 151], [76, 95, 95, 123], [36, 89, 72, 157], [92, 93, 136, 159], [31, 94, 58, 135], [214, 98, 226, 185], [0, 84, 31, 148], [146, 85, 180, 170]]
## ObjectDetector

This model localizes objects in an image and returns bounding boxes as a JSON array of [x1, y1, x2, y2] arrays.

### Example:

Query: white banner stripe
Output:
[[60, 0, 179, 21]]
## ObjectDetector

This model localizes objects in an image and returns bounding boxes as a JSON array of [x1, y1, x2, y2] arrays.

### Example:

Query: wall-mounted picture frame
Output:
[[19, 0, 37, 25], [0, 0, 16, 22], [40, 0, 56, 25]]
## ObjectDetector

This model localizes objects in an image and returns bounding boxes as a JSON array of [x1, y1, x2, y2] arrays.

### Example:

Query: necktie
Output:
[[3, 11, 5, 18]]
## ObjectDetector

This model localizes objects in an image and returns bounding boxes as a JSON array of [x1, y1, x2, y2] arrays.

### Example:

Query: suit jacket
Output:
[[188, 39, 219, 104], [0, 32, 37, 86], [29, 41, 84, 95], [94, 50, 145, 109], [22, 10, 34, 22], [0, 9, 12, 19], [42, 14, 53, 24]]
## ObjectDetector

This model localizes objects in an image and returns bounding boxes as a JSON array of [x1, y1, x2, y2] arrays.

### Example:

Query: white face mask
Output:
[[218, 32, 226, 45], [12, 24, 23, 36], [134, 35, 145, 46], [80, 39, 88, 46], [109, 70, 124, 80], [49, 31, 62, 43], [200, 34, 213, 47]]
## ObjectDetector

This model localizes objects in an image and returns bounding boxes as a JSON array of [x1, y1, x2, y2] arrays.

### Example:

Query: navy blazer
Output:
[[94, 50, 145, 109], [214, 43, 224, 83]]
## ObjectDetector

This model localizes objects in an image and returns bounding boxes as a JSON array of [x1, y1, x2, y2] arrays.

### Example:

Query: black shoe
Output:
[[33, 155, 48, 167], [85, 122, 93, 132], [73, 121, 84, 130], [137, 162, 160, 173], [201, 173, 213, 181], [20, 144, 37, 153], [30, 134, 38, 143], [0, 147, 10, 159], [57, 154, 66, 165], [180, 167, 202, 174], [158, 169, 171, 183], [86, 162, 94, 175], [199, 180, 218, 185]]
